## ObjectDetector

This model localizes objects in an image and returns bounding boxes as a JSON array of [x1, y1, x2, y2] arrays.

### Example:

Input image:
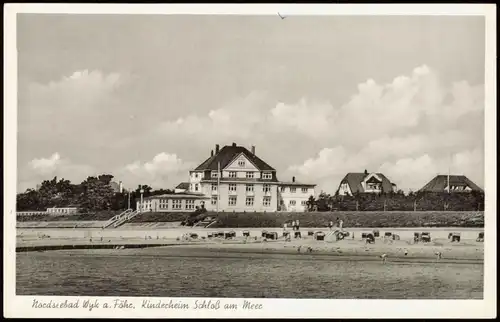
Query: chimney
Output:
[[119, 181, 123, 193], [292, 176, 295, 183], [251, 145, 255, 155], [232, 142, 237, 147], [364, 169, 368, 175], [215, 144, 220, 154], [211, 150, 214, 157]]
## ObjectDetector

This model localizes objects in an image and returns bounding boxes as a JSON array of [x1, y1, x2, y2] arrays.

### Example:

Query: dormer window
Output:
[[238, 160, 245, 167], [262, 172, 272, 180], [211, 171, 218, 178], [229, 172, 237, 178]]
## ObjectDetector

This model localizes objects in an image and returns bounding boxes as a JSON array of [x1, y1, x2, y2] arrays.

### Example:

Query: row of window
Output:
[[280, 187, 309, 193], [140, 199, 196, 210], [210, 196, 272, 207], [212, 184, 272, 193], [209, 171, 273, 179], [281, 200, 308, 206]]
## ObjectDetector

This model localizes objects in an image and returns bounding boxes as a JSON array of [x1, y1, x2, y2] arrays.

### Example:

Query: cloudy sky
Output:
[[16, 14, 485, 193]]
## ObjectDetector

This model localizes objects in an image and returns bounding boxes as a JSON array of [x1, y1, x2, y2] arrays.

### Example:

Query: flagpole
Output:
[[217, 162, 220, 213], [447, 153, 451, 194]]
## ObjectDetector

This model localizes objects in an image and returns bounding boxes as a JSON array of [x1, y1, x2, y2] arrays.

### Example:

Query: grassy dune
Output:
[[212, 211, 484, 228], [17, 210, 484, 228]]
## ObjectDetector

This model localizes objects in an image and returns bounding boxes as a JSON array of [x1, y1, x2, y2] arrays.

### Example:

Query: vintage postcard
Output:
[[3, 3, 497, 319]]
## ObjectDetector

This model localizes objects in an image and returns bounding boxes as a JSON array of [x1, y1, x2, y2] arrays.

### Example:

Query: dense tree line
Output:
[[309, 190, 484, 212], [16, 175, 174, 212]]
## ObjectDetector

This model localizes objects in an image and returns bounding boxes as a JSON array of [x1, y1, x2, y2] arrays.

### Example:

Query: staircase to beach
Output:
[[102, 209, 141, 229], [192, 217, 218, 228]]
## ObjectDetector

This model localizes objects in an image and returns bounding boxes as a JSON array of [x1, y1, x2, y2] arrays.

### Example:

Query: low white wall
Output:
[[17, 227, 484, 241]]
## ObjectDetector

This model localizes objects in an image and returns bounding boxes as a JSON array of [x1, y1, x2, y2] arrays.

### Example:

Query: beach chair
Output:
[[366, 233, 375, 244], [451, 233, 461, 242], [207, 233, 213, 238], [361, 233, 368, 239], [189, 233, 198, 239], [261, 230, 268, 238], [373, 230, 380, 238], [392, 234, 400, 241], [307, 231, 314, 236], [294, 231, 301, 239], [243, 231, 250, 237], [314, 231, 325, 241], [421, 232, 431, 243], [266, 232, 278, 240], [384, 232, 392, 238], [476, 232, 484, 242]]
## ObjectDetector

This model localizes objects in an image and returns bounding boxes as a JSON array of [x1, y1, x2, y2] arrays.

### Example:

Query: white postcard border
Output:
[[3, 3, 497, 319]]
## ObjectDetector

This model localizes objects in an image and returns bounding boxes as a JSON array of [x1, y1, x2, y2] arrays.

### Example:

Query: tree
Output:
[[98, 174, 114, 185], [306, 195, 316, 212], [135, 185, 153, 196], [16, 189, 43, 211], [79, 176, 115, 211], [316, 192, 332, 212]]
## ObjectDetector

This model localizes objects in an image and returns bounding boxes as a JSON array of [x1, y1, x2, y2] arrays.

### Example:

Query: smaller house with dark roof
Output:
[[419, 175, 483, 193], [336, 170, 396, 196]]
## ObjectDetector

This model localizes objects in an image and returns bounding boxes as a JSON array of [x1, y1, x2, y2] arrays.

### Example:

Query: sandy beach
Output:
[[17, 227, 484, 262]]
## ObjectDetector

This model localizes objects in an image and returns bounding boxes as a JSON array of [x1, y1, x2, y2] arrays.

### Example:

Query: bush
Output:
[[213, 211, 484, 228]]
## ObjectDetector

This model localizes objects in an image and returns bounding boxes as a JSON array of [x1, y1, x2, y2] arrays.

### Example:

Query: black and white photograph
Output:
[[4, 4, 496, 319]]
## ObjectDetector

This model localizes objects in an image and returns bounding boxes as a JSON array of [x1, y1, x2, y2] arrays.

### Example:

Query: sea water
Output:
[[16, 248, 483, 299]]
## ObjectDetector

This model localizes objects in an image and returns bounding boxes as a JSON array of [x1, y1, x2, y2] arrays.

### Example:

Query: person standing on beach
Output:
[[291, 220, 296, 231], [296, 220, 301, 238], [328, 221, 334, 230]]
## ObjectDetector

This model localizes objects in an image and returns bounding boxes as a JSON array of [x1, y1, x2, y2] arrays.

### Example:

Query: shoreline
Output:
[[17, 236, 484, 263]]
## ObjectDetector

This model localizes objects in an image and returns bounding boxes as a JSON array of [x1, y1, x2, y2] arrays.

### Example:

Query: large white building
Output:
[[137, 143, 317, 212]]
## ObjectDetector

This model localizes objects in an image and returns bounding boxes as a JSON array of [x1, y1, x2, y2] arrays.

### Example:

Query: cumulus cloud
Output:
[[18, 69, 131, 149], [286, 65, 484, 192], [119, 153, 195, 189], [18, 65, 484, 194], [19, 153, 95, 192], [155, 65, 484, 193], [29, 152, 61, 175]]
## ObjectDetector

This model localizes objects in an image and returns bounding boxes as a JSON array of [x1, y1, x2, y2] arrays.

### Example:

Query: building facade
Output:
[[278, 177, 316, 212], [136, 193, 210, 212], [46, 207, 79, 215], [135, 143, 317, 213], [185, 143, 316, 212], [336, 170, 396, 196]]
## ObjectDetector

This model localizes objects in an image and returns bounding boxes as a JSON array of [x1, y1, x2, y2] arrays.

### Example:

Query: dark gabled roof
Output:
[[419, 175, 483, 192], [194, 144, 275, 171], [175, 182, 190, 190], [339, 172, 395, 194]]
